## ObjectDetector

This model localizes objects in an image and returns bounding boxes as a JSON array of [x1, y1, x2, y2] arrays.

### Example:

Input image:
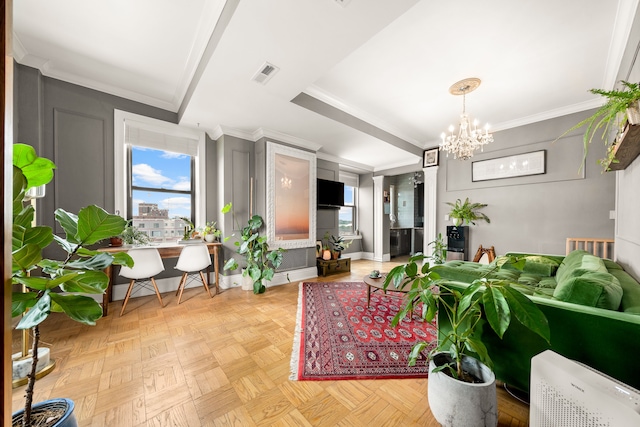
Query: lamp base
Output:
[[12, 348, 56, 388]]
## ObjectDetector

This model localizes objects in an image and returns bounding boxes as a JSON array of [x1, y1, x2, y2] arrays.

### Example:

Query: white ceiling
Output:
[[12, 0, 640, 172]]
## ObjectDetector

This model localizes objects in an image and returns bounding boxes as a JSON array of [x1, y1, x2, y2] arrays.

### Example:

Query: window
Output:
[[114, 110, 206, 243], [339, 171, 358, 236]]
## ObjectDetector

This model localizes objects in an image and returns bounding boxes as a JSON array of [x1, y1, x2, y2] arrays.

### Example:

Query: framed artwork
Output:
[[266, 142, 317, 249], [315, 240, 322, 258], [423, 148, 439, 167], [472, 150, 546, 182]]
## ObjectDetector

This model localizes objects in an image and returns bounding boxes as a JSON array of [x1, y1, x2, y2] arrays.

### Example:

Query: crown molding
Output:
[[252, 128, 322, 151]]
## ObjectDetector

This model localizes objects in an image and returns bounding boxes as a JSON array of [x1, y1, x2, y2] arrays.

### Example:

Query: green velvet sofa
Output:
[[432, 250, 640, 394]]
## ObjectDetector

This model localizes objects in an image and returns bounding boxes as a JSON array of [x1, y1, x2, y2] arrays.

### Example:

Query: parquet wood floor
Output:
[[12, 259, 529, 426]]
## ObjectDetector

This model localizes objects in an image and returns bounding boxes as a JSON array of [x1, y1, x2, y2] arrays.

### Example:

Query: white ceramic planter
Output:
[[452, 217, 463, 227], [204, 234, 216, 243], [427, 352, 497, 427]]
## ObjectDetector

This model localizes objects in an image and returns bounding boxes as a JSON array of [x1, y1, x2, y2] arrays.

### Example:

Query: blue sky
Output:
[[131, 147, 192, 219]]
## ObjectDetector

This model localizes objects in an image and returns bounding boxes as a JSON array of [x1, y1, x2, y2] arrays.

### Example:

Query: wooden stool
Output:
[[473, 245, 496, 263]]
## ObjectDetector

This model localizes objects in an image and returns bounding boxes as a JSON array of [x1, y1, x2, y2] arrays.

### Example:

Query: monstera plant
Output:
[[11, 143, 133, 427]]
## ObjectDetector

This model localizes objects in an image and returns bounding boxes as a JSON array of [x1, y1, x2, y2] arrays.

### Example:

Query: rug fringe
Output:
[[289, 282, 304, 380]]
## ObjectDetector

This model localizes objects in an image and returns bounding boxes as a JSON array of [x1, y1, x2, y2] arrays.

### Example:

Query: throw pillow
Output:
[[553, 271, 623, 310], [499, 255, 560, 277]]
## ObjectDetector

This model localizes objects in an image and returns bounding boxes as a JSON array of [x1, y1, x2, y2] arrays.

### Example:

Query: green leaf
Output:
[[502, 286, 551, 344], [66, 252, 117, 271], [247, 264, 261, 282], [482, 285, 511, 338], [111, 252, 134, 268], [16, 292, 51, 329], [408, 342, 428, 366], [55, 209, 80, 244], [13, 224, 53, 252], [221, 202, 232, 214], [53, 234, 78, 254], [12, 243, 42, 274], [60, 270, 109, 294], [458, 280, 483, 314], [49, 293, 102, 325], [75, 206, 128, 245], [13, 143, 56, 189], [13, 203, 33, 229], [465, 335, 492, 369], [11, 292, 38, 317], [223, 258, 239, 271], [247, 214, 263, 230], [13, 276, 50, 291]]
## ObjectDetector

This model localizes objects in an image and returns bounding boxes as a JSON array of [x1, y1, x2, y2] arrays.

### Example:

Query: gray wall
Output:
[[613, 7, 640, 280], [437, 110, 614, 256]]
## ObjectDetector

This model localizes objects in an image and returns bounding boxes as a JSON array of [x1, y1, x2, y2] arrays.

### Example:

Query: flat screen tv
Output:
[[317, 178, 344, 208]]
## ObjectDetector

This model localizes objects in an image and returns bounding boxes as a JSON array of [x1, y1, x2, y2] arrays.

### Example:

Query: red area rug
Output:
[[290, 281, 437, 380]]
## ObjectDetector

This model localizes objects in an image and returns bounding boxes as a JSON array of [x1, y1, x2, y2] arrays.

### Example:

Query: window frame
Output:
[[339, 171, 359, 237], [114, 110, 206, 227]]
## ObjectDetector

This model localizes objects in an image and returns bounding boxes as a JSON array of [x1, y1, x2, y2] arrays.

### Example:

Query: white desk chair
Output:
[[118, 247, 165, 316], [175, 244, 213, 304]]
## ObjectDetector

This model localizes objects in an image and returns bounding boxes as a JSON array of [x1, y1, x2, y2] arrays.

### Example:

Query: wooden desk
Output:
[[99, 242, 221, 316]]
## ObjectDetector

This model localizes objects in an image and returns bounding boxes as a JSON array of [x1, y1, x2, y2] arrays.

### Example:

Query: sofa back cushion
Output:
[[553, 271, 623, 310], [499, 255, 560, 277], [555, 250, 606, 284]]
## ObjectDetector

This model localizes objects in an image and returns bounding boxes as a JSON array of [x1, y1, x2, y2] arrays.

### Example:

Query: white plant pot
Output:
[[241, 270, 253, 291], [427, 352, 497, 427], [204, 234, 215, 243], [452, 217, 463, 227]]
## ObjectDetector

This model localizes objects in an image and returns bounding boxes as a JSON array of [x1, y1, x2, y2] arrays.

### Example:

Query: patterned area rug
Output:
[[290, 281, 437, 380]]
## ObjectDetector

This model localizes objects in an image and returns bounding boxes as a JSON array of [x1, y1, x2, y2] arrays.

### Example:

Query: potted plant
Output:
[[202, 221, 221, 243], [427, 232, 447, 264], [556, 80, 640, 169], [383, 254, 550, 426], [119, 221, 150, 246], [323, 232, 352, 259], [446, 197, 490, 226], [11, 144, 133, 427], [221, 203, 286, 294]]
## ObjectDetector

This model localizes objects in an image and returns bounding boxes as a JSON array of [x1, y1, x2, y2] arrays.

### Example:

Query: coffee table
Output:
[[363, 274, 411, 309]]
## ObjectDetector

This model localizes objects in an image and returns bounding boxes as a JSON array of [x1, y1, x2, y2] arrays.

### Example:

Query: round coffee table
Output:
[[363, 274, 410, 308]]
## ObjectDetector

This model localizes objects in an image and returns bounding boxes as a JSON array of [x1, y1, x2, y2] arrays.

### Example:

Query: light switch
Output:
[[444, 214, 450, 221]]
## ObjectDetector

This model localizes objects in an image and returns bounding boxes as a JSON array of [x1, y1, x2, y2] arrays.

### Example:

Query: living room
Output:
[[5, 0, 640, 425]]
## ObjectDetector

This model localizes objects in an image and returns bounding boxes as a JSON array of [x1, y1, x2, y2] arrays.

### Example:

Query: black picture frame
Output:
[[423, 148, 439, 167]]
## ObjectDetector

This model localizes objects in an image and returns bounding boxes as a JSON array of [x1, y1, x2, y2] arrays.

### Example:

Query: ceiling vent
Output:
[[252, 62, 279, 85]]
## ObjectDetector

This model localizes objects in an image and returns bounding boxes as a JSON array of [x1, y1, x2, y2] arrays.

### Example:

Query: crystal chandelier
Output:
[[281, 175, 292, 189], [440, 78, 493, 160]]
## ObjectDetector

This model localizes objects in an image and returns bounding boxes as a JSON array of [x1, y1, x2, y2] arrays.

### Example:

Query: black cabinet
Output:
[[446, 226, 469, 261]]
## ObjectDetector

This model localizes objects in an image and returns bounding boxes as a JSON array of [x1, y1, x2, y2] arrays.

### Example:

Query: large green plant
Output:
[[446, 197, 490, 225], [12, 144, 133, 426], [383, 254, 550, 381], [221, 203, 285, 294], [556, 80, 640, 169]]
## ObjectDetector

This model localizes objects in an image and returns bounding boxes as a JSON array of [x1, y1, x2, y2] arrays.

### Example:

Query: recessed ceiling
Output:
[[13, 0, 640, 172]]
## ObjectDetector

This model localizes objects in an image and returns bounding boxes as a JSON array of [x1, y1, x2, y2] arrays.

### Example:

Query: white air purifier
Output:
[[530, 350, 640, 426]]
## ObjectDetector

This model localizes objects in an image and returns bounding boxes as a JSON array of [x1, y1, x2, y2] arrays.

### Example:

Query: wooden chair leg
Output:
[[176, 272, 188, 304], [200, 271, 212, 297], [120, 279, 136, 316], [150, 277, 164, 308]]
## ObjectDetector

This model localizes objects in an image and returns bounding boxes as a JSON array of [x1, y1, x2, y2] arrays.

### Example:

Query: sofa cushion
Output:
[[556, 250, 606, 284], [553, 271, 623, 310], [499, 255, 560, 277], [608, 268, 640, 314]]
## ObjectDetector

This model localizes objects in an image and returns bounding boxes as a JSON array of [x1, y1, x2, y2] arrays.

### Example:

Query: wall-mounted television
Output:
[[317, 178, 344, 208]]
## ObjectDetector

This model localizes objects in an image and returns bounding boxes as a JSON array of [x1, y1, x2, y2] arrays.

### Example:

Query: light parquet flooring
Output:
[[12, 259, 529, 426]]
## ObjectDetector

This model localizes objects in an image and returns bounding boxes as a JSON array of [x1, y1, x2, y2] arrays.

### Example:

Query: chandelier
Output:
[[440, 78, 493, 160], [281, 175, 292, 189]]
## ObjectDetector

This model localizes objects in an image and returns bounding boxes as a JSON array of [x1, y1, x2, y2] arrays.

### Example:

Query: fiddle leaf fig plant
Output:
[[383, 254, 550, 382], [221, 202, 286, 294], [12, 143, 133, 426]]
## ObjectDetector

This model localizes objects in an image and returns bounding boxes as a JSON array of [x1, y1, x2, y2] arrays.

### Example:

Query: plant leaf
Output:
[[16, 292, 52, 329], [75, 206, 128, 245], [11, 292, 38, 317], [49, 293, 102, 325], [482, 284, 511, 338], [60, 270, 109, 294], [501, 286, 551, 343], [12, 243, 42, 274]]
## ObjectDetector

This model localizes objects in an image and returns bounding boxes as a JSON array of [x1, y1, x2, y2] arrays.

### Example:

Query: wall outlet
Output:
[[609, 210, 616, 220], [444, 214, 450, 221]]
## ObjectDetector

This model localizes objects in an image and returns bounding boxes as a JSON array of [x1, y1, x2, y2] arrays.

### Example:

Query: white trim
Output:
[[372, 175, 385, 261], [220, 267, 317, 290], [114, 110, 206, 225], [423, 166, 439, 259]]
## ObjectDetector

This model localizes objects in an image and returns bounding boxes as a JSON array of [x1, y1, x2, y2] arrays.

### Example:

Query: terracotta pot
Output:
[[109, 236, 123, 247]]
